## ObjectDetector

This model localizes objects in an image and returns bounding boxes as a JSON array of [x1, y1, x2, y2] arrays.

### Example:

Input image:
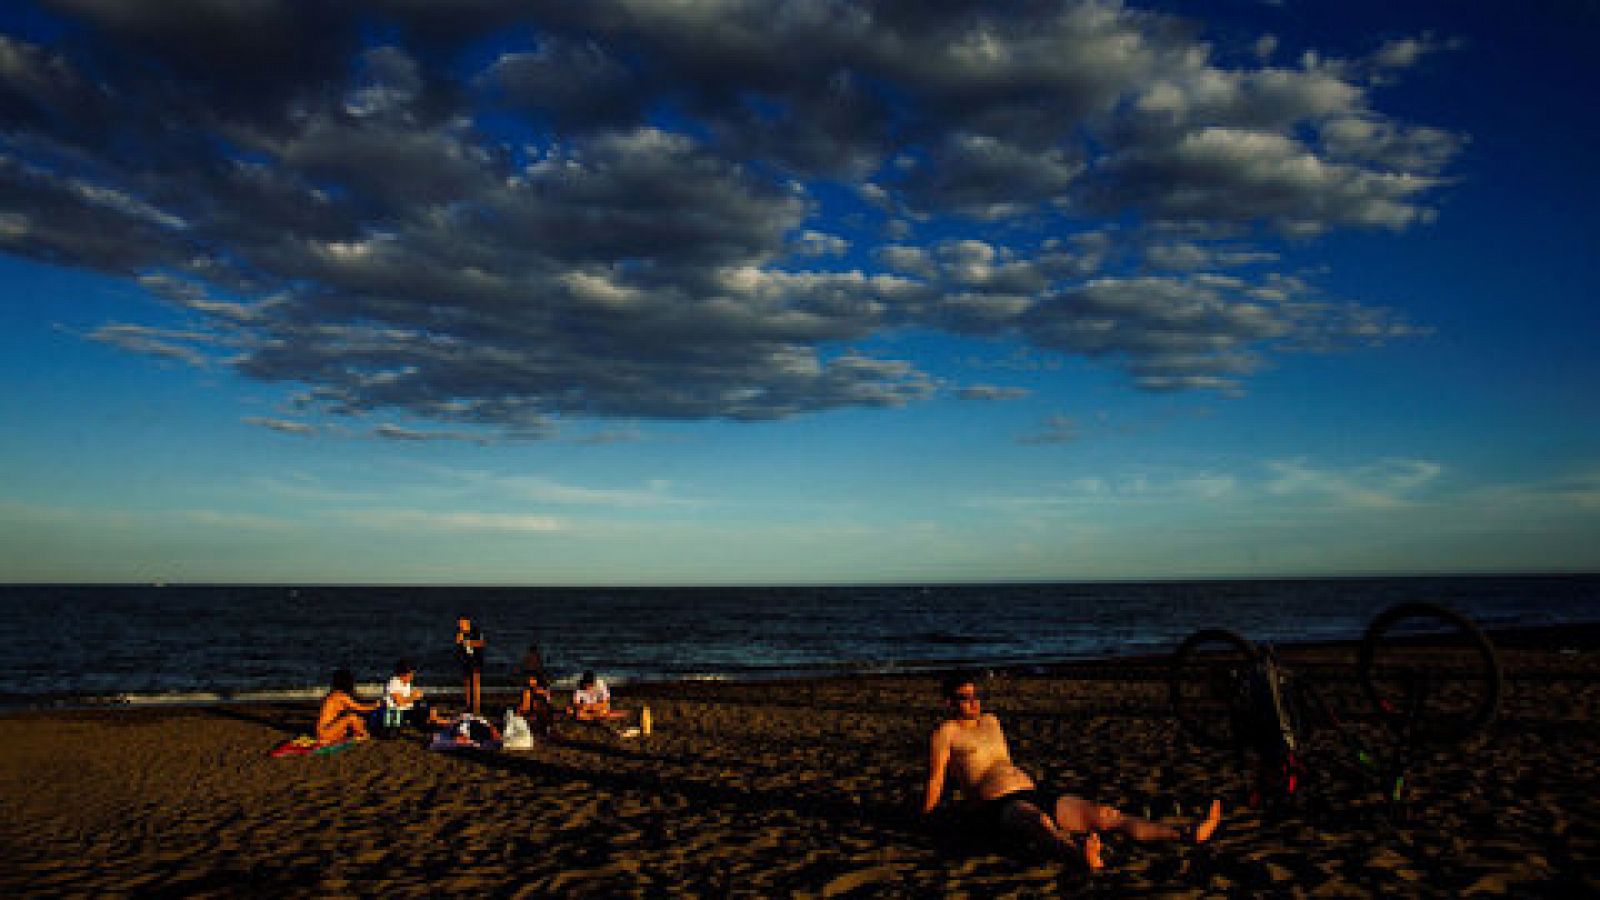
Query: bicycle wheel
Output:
[[1358, 602, 1502, 745], [1170, 628, 1259, 748]]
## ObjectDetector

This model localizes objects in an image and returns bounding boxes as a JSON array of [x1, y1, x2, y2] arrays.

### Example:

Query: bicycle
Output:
[[1168, 602, 1503, 819]]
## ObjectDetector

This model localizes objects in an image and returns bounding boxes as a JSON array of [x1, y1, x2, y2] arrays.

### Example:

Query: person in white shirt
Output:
[[385, 660, 447, 729], [568, 670, 650, 737]]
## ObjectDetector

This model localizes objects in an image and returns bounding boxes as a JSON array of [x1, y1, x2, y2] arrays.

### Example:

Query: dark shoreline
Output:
[[7, 620, 1597, 719]]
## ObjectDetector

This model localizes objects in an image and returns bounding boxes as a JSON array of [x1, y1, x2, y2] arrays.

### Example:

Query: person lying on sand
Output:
[[568, 670, 650, 738], [316, 669, 376, 744], [921, 674, 1222, 870]]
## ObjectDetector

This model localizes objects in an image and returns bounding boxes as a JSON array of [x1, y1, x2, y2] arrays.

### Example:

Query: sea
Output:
[[2, 574, 1595, 710]]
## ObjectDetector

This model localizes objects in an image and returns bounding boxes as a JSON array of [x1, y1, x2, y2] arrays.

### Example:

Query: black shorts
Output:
[[977, 788, 1056, 831]]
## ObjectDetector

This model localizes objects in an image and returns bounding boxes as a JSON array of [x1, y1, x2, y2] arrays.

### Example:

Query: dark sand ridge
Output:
[[0, 628, 1596, 897]]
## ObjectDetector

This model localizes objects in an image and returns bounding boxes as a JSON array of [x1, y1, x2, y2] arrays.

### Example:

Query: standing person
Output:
[[922, 674, 1222, 870], [316, 669, 375, 744], [454, 615, 486, 715]]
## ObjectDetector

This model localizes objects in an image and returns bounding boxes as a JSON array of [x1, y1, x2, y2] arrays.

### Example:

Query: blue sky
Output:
[[1, 0, 1595, 585]]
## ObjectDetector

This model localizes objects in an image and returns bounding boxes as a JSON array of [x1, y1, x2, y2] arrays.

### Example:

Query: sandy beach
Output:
[[2, 631, 1597, 898]]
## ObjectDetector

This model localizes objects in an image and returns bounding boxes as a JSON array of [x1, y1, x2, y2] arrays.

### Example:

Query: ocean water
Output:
[[1, 575, 1595, 708]]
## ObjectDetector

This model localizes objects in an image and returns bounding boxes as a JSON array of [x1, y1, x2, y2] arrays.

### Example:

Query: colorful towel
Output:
[[269, 735, 360, 758], [427, 730, 502, 752]]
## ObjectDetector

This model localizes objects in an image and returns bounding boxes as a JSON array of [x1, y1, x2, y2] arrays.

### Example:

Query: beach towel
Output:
[[269, 735, 360, 758], [428, 713, 502, 752], [428, 730, 502, 752]]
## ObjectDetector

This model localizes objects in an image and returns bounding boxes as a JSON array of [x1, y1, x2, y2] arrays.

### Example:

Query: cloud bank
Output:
[[0, 1, 1459, 437]]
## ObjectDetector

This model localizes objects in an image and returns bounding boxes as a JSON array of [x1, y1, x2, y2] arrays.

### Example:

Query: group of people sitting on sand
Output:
[[319, 617, 1220, 873], [316, 615, 649, 748], [315, 660, 457, 744], [317, 664, 648, 745]]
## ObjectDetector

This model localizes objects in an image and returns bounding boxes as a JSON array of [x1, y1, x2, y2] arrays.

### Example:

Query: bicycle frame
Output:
[[1172, 602, 1500, 821], [1267, 651, 1416, 817]]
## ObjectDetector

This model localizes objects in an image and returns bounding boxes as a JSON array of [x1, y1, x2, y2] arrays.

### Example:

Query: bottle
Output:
[[640, 705, 653, 736]]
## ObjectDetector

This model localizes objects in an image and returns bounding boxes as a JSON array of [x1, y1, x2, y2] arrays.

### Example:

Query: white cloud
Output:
[[244, 416, 317, 436], [1372, 38, 1431, 70], [1266, 457, 1443, 508], [956, 384, 1031, 402], [967, 468, 1240, 511], [795, 229, 850, 256], [334, 509, 564, 533], [87, 324, 218, 366], [372, 424, 492, 444], [0, 3, 1457, 435]]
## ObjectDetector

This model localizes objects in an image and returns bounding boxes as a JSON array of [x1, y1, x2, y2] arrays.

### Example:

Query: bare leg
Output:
[[1002, 800, 1103, 870], [1057, 796, 1222, 844], [319, 712, 368, 744], [1189, 799, 1223, 843]]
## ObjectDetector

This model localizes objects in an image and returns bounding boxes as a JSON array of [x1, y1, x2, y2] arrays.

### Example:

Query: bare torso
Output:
[[940, 713, 1036, 802], [316, 690, 359, 738]]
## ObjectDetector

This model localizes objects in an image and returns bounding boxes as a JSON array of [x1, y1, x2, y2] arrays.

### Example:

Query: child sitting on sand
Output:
[[316, 669, 376, 744]]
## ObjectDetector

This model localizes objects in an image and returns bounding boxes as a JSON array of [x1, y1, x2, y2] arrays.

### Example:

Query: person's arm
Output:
[[333, 692, 376, 716], [922, 726, 953, 815]]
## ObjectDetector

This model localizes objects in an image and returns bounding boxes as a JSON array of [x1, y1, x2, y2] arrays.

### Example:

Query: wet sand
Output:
[[1, 630, 1597, 897]]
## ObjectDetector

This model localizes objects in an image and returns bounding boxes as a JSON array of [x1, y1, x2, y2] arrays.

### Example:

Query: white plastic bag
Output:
[[503, 709, 534, 750]]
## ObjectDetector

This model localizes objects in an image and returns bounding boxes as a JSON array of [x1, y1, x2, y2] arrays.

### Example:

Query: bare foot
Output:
[[1193, 799, 1223, 844], [1083, 832, 1104, 871]]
